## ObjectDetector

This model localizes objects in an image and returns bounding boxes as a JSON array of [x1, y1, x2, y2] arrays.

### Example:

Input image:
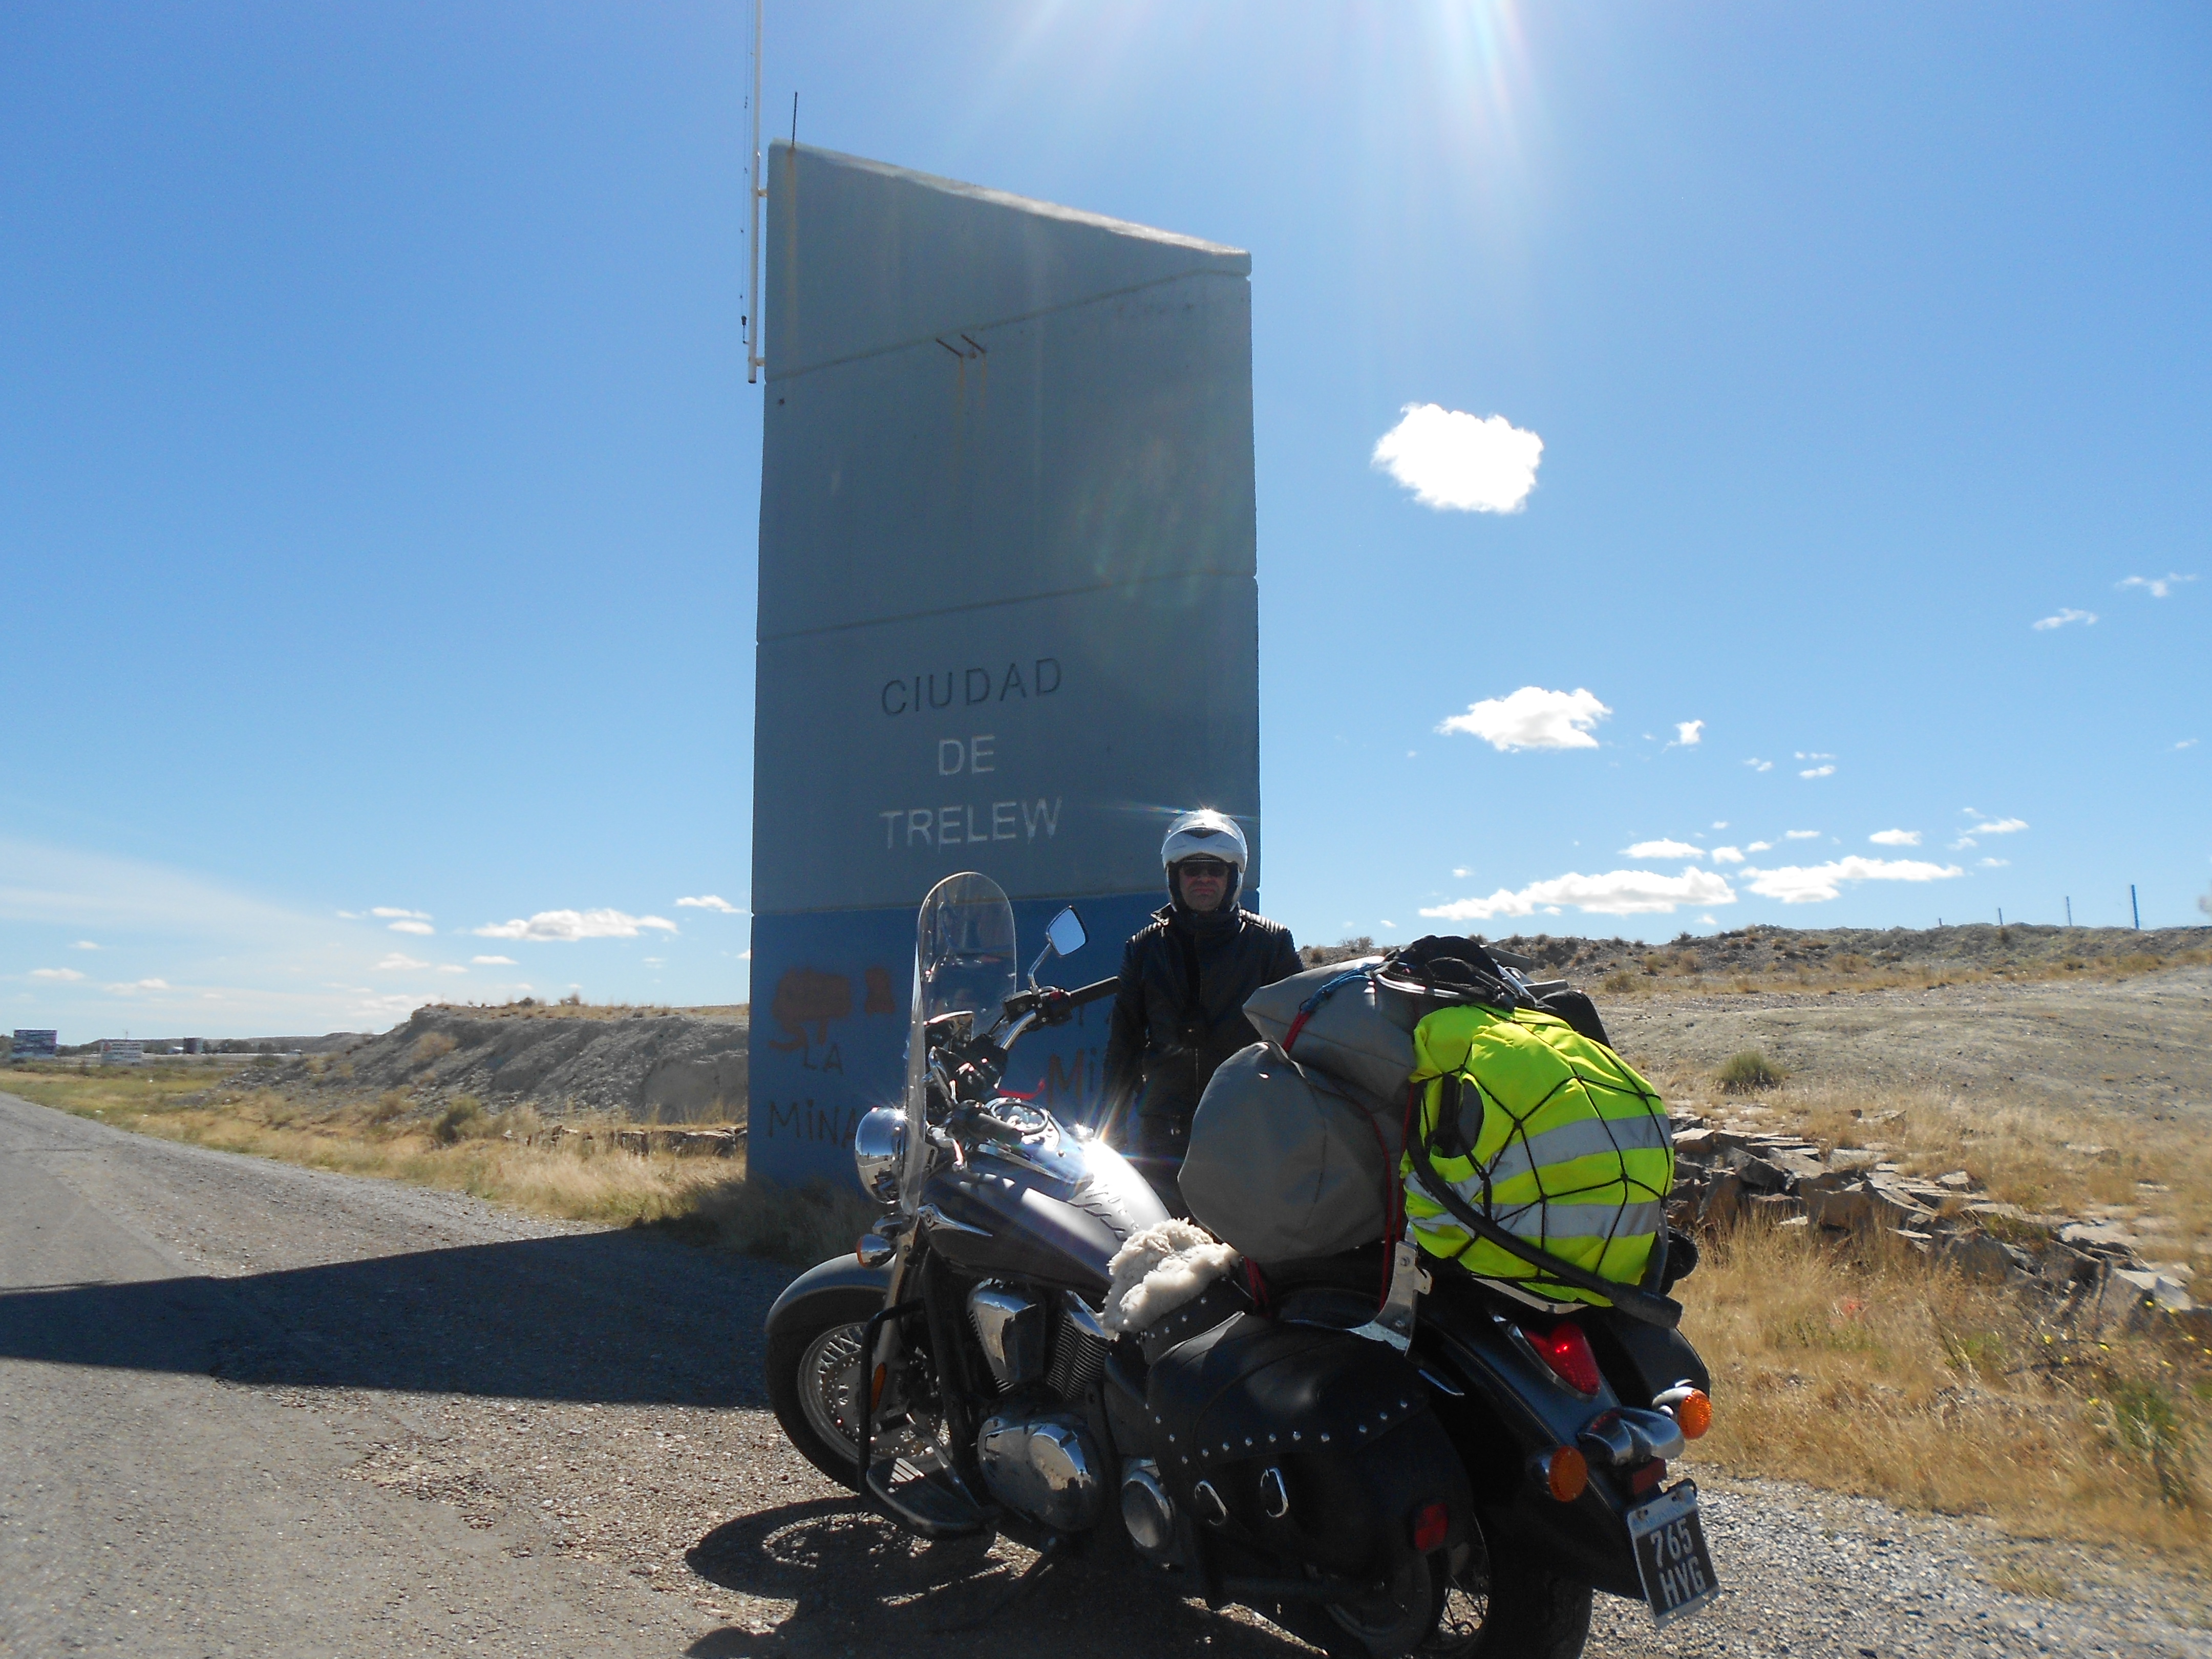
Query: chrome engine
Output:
[[976, 1410, 1108, 1533], [965, 1284, 1115, 1531]]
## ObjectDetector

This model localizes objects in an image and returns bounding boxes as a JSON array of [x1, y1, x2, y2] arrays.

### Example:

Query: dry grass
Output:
[[1683, 1220, 2212, 1563], [3, 1063, 862, 1268]]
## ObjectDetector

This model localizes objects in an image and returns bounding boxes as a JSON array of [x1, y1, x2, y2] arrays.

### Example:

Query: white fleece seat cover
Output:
[[1100, 1221, 1242, 1335]]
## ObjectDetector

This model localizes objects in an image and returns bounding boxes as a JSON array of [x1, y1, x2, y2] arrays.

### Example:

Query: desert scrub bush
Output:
[[434, 1094, 489, 1143], [369, 1090, 409, 1125], [668, 1175, 881, 1267], [1602, 969, 1637, 994], [1718, 1049, 1786, 1093], [410, 1031, 458, 1068]]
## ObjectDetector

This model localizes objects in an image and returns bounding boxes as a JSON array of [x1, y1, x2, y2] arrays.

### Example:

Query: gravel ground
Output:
[[4, 1089, 2206, 1658]]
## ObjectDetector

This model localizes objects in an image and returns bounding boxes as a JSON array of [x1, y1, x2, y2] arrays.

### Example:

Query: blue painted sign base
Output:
[[747, 890, 1167, 1190]]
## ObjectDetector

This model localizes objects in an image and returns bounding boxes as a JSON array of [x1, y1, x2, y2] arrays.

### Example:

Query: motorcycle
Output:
[[765, 872, 1721, 1657]]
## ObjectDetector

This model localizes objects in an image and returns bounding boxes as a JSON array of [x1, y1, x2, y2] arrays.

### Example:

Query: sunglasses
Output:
[[1177, 860, 1231, 879]]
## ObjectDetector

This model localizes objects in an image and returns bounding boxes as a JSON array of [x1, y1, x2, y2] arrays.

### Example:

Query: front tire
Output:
[[765, 1286, 883, 1492]]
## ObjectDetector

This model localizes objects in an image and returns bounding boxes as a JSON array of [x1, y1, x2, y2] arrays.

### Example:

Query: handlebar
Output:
[[1065, 976, 1119, 1007]]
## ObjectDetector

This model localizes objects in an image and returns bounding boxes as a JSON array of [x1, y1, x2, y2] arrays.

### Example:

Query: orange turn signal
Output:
[[1669, 1389, 1713, 1440], [870, 1363, 888, 1410], [1534, 1446, 1588, 1503]]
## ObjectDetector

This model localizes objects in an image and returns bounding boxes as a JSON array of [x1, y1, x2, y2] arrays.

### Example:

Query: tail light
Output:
[[1410, 1500, 1450, 1554], [1526, 1321, 1602, 1395]]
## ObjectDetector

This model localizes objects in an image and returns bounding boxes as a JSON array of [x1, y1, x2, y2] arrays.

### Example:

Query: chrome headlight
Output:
[[853, 1105, 906, 1203]]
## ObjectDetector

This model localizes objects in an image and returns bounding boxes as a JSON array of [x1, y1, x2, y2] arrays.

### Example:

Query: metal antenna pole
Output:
[[2131, 884, 2140, 930], [746, 0, 764, 384]]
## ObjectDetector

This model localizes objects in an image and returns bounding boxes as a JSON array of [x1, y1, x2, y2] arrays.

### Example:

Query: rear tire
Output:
[[1268, 1532, 1590, 1659], [1421, 1546, 1590, 1659], [765, 1286, 884, 1492]]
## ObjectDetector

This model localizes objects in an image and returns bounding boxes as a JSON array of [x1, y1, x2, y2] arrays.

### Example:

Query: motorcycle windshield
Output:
[[901, 871, 1018, 1206]]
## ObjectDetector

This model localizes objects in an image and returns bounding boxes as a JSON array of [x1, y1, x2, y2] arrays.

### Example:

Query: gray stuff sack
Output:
[[1178, 1041, 1406, 1264], [1242, 957, 1419, 1109]]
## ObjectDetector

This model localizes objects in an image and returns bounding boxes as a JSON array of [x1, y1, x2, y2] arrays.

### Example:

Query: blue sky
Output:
[[4, 2, 2207, 1039]]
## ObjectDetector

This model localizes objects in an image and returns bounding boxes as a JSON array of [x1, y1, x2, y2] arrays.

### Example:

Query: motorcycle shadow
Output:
[[684, 1496, 1317, 1658]]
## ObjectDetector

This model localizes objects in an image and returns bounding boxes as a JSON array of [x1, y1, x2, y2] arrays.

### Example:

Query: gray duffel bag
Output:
[[1178, 1041, 1406, 1264], [1242, 957, 1419, 1108]]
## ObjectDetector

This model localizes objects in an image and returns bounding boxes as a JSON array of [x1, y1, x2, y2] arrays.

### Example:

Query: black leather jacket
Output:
[[1100, 901, 1300, 1152]]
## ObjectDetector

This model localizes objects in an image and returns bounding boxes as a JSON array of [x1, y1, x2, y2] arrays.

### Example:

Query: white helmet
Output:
[[1161, 809, 1248, 873]]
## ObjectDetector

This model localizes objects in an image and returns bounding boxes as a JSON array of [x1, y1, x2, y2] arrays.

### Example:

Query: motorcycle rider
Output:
[[1100, 809, 1301, 1181]]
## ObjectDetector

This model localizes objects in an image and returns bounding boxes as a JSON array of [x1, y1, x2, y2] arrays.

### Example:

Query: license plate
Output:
[[1626, 1481, 1720, 1627]]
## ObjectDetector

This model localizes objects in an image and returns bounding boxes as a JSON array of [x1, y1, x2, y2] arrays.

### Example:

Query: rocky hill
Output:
[[315, 1002, 750, 1125], [1307, 921, 2209, 977]]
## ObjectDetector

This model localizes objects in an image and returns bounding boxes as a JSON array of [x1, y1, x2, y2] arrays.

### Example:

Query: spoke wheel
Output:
[[796, 1320, 867, 1461]]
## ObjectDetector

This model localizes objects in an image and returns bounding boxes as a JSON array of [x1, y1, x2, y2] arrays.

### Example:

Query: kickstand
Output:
[[925, 1533, 1066, 1634]]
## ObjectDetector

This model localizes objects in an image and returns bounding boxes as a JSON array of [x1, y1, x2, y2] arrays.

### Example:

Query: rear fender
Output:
[[765, 1255, 892, 1339], [1415, 1308, 1646, 1602]]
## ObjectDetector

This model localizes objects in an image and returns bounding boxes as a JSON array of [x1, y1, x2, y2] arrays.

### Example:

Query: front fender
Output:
[[765, 1254, 893, 1339]]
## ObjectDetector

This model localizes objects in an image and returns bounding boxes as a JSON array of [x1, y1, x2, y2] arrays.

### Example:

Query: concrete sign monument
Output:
[[749, 143, 1260, 1188]]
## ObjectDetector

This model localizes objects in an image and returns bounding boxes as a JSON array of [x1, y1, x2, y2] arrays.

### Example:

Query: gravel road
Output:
[[4, 1089, 2205, 1658]]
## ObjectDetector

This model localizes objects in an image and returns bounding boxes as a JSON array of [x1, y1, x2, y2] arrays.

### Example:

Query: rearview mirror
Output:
[[1045, 907, 1087, 959]]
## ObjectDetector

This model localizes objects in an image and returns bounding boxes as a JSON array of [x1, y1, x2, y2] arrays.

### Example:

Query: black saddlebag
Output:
[[1145, 1312, 1471, 1581]]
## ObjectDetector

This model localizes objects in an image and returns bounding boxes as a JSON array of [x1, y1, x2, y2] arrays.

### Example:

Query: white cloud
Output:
[[436, 964, 468, 974], [1623, 839, 1704, 860], [386, 920, 436, 935], [1372, 403, 1543, 513], [471, 954, 517, 966], [1451, 867, 1471, 880], [1794, 751, 1835, 761], [1869, 829, 1921, 846], [473, 908, 678, 942], [1710, 846, 1746, 864], [1784, 830, 1821, 840], [1747, 840, 1772, 853], [375, 953, 430, 971], [1979, 857, 2009, 868], [1420, 866, 1735, 920], [1799, 764, 1836, 779], [103, 978, 171, 993], [1438, 687, 1610, 751], [2032, 609, 2096, 630], [1950, 837, 1979, 850], [1739, 857, 1965, 904], [72, 940, 98, 950], [676, 895, 744, 913], [1745, 758, 1773, 773], [31, 966, 86, 981], [1712, 821, 1728, 830], [1672, 721, 1704, 747], [2178, 738, 2200, 750], [1970, 817, 2028, 835], [2119, 573, 2197, 599], [371, 906, 431, 921]]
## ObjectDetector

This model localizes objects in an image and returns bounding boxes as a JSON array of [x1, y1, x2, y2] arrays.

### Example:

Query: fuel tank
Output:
[[919, 1106, 1167, 1292]]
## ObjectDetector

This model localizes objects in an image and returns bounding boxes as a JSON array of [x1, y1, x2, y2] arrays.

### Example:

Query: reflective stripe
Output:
[[1471, 1197, 1668, 1243], [1479, 1113, 1670, 1187]]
